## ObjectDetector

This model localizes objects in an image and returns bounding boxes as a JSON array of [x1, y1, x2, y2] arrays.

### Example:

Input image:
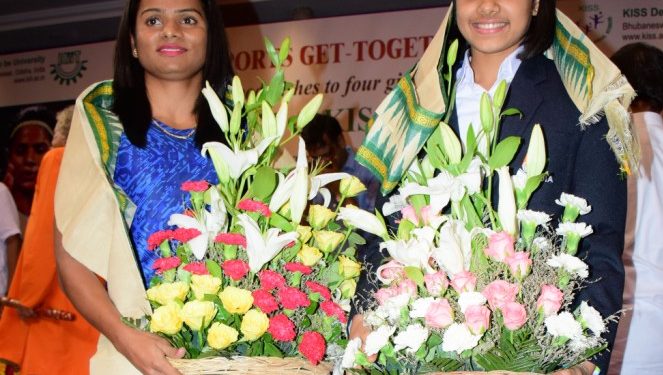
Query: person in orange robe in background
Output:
[[0, 106, 99, 375]]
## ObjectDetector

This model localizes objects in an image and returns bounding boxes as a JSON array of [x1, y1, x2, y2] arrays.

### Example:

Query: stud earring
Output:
[[132, 48, 138, 58], [532, 0, 540, 16]]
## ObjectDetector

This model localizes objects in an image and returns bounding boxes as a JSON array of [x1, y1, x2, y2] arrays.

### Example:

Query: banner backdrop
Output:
[[2, 2, 663, 145]]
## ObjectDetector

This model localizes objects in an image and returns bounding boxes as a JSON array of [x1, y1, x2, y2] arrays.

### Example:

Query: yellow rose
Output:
[[190, 274, 222, 300], [314, 230, 345, 253], [146, 282, 190, 306], [308, 205, 336, 230], [340, 176, 366, 197], [207, 322, 238, 349], [279, 201, 291, 219], [338, 255, 361, 279], [240, 309, 269, 341], [296, 225, 313, 244], [181, 300, 217, 331], [339, 279, 357, 298], [218, 286, 253, 314], [150, 304, 183, 335], [297, 244, 323, 266]]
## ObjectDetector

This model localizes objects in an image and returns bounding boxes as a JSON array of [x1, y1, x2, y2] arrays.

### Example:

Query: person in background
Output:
[[0, 182, 20, 302], [0, 105, 99, 375], [54, 0, 233, 374], [301, 114, 379, 211], [608, 43, 663, 375], [4, 106, 54, 232]]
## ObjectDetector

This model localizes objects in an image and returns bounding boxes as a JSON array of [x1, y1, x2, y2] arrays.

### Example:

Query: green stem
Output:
[[329, 227, 353, 265]]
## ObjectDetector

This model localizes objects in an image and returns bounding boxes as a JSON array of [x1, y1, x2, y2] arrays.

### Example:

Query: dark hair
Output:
[[450, 0, 557, 61], [10, 105, 56, 142], [301, 114, 343, 148], [612, 43, 663, 112], [113, 0, 234, 148]]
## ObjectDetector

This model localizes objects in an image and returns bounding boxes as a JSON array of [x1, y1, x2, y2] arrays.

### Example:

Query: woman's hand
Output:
[[113, 324, 185, 375], [552, 361, 596, 375], [349, 314, 377, 363]]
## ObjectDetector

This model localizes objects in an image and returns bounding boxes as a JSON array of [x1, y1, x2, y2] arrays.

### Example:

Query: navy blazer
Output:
[[353, 54, 626, 373]]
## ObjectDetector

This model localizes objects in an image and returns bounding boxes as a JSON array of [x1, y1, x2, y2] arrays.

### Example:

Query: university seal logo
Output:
[[50, 50, 88, 85]]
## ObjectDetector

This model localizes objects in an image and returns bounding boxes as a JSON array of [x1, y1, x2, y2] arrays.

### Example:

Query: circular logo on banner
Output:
[[576, 4, 613, 43], [50, 50, 88, 85]]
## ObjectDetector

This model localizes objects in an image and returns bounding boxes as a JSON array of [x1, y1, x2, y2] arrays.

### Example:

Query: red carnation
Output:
[[284, 262, 312, 275], [268, 314, 296, 342], [222, 259, 250, 281], [237, 198, 272, 217], [258, 270, 286, 291], [214, 233, 247, 248], [299, 331, 326, 365], [278, 286, 310, 310], [181, 180, 209, 192], [305, 281, 332, 300], [172, 228, 202, 243], [152, 256, 181, 274], [252, 290, 279, 314], [320, 300, 347, 323], [183, 262, 209, 275], [147, 230, 173, 250]]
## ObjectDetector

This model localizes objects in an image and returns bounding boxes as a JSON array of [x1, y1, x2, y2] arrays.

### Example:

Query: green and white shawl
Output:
[[357, 6, 637, 194]]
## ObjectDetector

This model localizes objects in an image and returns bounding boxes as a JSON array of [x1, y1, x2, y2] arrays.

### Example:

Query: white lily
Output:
[[382, 193, 407, 216], [201, 136, 276, 181], [337, 206, 388, 239], [167, 214, 210, 260], [201, 81, 228, 133], [204, 187, 228, 234], [432, 220, 472, 276], [399, 171, 459, 214], [497, 166, 517, 235], [289, 138, 309, 223], [309, 172, 350, 207], [380, 238, 434, 273], [524, 124, 546, 178], [237, 213, 299, 272]]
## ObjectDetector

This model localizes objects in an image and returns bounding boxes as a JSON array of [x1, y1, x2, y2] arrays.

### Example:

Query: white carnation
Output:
[[410, 297, 435, 319], [579, 301, 605, 335], [556, 222, 593, 238], [544, 312, 583, 339], [532, 237, 551, 251], [547, 253, 589, 278], [458, 292, 487, 314], [555, 193, 591, 215], [442, 323, 482, 353], [382, 293, 411, 322], [393, 324, 429, 353], [517, 209, 551, 225], [568, 335, 600, 353], [340, 337, 362, 369], [364, 325, 396, 356]]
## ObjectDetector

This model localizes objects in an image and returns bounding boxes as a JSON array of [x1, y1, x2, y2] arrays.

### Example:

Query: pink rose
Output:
[[464, 305, 491, 334], [397, 279, 418, 297], [424, 298, 454, 329], [424, 271, 449, 296], [501, 301, 527, 330], [484, 231, 515, 262], [505, 252, 532, 279], [450, 271, 477, 293], [536, 284, 564, 316], [374, 287, 400, 306], [482, 280, 519, 310], [377, 260, 405, 284]]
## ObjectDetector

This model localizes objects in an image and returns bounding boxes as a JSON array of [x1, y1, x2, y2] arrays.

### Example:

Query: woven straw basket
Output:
[[169, 357, 333, 374]]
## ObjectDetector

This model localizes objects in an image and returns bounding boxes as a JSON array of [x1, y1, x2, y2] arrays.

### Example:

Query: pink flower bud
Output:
[[482, 280, 519, 310], [484, 231, 515, 262], [425, 299, 454, 329], [464, 305, 491, 334], [536, 284, 564, 316], [501, 301, 527, 330], [424, 271, 449, 296], [505, 252, 532, 279], [450, 271, 477, 293]]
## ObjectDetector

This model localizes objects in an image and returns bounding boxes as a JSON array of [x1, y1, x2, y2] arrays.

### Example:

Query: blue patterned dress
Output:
[[114, 119, 218, 285]]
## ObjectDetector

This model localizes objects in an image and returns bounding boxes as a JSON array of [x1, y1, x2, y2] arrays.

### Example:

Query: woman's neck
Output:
[[145, 74, 203, 129], [469, 47, 517, 90]]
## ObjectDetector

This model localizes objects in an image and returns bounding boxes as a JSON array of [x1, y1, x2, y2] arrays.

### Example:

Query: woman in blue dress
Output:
[[54, 0, 233, 374]]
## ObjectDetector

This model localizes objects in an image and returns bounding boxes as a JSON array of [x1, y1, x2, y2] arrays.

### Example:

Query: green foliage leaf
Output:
[[348, 232, 367, 246], [404, 266, 424, 287], [278, 38, 291, 65], [205, 260, 222, 278], [250, 166, 277, 200], [264, 38, 279, 67], [265, 70, 285, 106], [397, 218, 415, 240], [501, 108, 523, 118], [264, 342, 284, 358], [488, 136, 521, 170], [269, 212, 294, 232], [458, 125, 477, 173]]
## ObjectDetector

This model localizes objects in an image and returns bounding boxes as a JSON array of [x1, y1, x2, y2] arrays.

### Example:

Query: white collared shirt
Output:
[[455, 46, 524, 151]]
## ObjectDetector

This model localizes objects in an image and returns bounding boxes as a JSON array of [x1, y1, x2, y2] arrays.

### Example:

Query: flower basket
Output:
[[169, 356, 332, 374]]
